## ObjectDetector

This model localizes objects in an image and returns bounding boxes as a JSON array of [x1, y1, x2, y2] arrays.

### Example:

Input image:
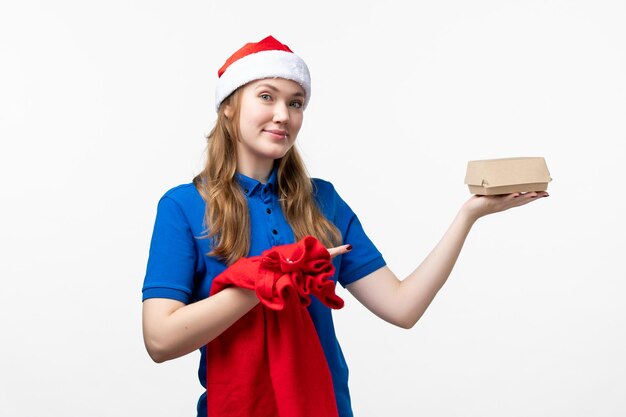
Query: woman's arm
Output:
[[142, 244, 353, 363], [142, 288, 260, 363], [345, 191, 548, 329]]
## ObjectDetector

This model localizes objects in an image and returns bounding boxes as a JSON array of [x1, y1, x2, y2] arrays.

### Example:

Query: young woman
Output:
[[142, 35, 548, 417]]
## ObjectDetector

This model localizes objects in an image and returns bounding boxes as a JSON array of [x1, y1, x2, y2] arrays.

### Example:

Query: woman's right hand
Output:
[[327, 244, 352, 259]]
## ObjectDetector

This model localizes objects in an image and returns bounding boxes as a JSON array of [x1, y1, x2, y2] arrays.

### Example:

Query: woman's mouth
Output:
[[264, 129, 288, 140]]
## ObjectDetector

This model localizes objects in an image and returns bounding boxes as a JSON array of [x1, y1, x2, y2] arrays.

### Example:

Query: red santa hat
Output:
[[215, 35, 311, 112]]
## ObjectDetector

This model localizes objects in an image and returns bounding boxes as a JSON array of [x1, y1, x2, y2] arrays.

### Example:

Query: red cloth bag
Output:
[[206, 236, 344, 417]]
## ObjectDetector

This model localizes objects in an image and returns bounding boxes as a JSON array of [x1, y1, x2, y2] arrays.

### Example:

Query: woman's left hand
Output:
[[461, 191, 549, 222]]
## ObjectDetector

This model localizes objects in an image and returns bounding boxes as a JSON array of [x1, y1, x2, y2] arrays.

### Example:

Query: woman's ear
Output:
[[224, 105, 233, 119]]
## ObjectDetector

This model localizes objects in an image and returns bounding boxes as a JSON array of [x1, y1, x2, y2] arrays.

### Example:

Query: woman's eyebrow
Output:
[[255, 83, 305, 97], [255, 83, 279, 91]]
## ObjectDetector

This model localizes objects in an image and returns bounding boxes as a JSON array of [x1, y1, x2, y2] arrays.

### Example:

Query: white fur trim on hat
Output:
[[215, 50, 311, 112]]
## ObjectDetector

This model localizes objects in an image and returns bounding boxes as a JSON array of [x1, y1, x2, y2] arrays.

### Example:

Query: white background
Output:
[[1, 1, 625, 416]]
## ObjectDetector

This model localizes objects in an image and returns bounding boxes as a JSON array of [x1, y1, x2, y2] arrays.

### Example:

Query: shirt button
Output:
[[266, 208, 272, 214], [244, 188, 249, 194], [272, 229, 278, 235]]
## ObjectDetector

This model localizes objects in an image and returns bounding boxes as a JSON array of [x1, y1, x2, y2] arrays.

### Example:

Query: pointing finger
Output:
[[327, 244, 353, 259]]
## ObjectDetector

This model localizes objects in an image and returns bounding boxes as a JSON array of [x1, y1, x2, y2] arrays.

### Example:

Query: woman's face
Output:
[[229, 78, 305, 171]]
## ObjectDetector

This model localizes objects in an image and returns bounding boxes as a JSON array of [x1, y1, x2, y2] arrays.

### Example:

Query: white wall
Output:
[[1, 1, 624, 416]]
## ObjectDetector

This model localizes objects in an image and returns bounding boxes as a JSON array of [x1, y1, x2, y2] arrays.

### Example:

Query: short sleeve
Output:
[[314, 180, 386, 287], [142, 196, 198, 303]]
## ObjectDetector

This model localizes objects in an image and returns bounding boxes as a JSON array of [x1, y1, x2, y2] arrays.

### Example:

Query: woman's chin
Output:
[[264, 145, 293, 160]]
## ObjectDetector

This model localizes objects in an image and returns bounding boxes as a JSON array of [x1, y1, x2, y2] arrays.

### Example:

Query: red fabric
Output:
[[206, 236, 344, 417], [218, 35, 294, 77]]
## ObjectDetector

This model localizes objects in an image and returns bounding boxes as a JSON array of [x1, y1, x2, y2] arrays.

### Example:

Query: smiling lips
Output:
[[264, 129, 288, 140]]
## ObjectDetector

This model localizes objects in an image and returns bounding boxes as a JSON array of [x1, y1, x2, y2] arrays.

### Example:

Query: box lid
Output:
[[464, 157, 552, 188]]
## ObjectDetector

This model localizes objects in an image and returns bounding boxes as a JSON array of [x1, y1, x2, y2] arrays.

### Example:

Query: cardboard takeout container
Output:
[[464, 157, 552, 195]]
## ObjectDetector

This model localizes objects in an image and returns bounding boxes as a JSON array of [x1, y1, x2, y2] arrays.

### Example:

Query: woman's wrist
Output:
[[458, 200, 481, 226]]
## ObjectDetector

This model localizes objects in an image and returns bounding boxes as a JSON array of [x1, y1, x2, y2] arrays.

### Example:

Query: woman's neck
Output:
[[237, 157, 274, 184]]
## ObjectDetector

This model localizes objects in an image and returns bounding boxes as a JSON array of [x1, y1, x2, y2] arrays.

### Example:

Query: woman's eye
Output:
[[259, 93, 272, 101], [290, 100, 303, 109]]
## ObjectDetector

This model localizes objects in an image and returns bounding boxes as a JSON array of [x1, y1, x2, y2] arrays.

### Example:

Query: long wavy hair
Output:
[[193, 88, 341, 265]]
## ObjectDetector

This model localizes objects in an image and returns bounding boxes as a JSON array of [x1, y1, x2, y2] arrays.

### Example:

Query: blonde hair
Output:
[[193, 89, 341, 265]]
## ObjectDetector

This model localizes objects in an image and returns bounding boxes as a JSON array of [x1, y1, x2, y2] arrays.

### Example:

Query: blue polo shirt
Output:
[[142, 169, 386, 417]]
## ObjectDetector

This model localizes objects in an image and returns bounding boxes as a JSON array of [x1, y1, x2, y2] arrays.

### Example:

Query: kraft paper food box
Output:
[[464, 157, 552, 195]]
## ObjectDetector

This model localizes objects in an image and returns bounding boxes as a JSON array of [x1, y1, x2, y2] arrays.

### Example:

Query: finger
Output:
[[518, 192, 538, 203], [327, 244, 353, 259], [493, 193, 522, 207], [524, 191, 550, 204], [512, 191, 549, 207], [516, 191, 550, 199]]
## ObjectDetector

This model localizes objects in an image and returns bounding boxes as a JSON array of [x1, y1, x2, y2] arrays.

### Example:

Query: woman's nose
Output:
[[273, 102, 289, 123]]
